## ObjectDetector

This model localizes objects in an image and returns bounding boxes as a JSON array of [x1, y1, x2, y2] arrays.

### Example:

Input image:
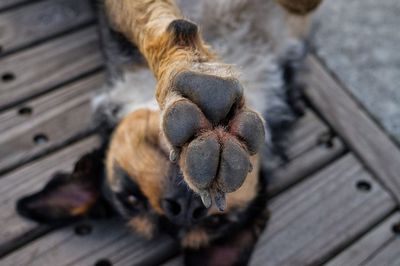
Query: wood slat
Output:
[[0, 0, 94, 54], [326, 212, 400, 266], [0, 72, 104, 173], [250, 155, 396, 266], [305, 55, 400, 203], [0, 26, 103, 110], [0, 219, 178, 266], [0, 136, 100, 249]]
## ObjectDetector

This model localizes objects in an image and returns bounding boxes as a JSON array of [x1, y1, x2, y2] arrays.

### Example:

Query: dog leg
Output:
[[105, 0, 265, 210]]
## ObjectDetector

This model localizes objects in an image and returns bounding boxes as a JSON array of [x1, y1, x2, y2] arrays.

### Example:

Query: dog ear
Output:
[[16, 151, 105, 224]]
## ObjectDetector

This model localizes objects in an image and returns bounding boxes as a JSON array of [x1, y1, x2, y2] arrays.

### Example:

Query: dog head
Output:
[[16, 109, 267, 249]]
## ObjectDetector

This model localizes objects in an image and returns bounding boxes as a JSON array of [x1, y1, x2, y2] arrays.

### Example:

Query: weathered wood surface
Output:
[[326, 212, 400, 266], [266, 111, 346, 197], [250, 155, 396, 266], [1, 219, 179, 266], [0, 26, 102, 110], [0, 137, 100, 252], [305, 56, 400, 203], [0, 73, 104, 174], [0, 0, 94, 54]]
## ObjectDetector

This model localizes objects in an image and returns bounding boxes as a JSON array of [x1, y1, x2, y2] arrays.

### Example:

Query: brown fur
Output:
[[106, 109, 169, 214], [181, 227, 210, 249], [105, 0, 215, 103], [128, 215, 157, 239]]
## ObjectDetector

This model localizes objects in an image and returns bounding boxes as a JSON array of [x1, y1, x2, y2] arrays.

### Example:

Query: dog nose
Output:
[[162, 196, 208, 226]]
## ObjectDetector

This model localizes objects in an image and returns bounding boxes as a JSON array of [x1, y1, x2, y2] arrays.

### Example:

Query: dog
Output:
[[17, 0, 322, 265]]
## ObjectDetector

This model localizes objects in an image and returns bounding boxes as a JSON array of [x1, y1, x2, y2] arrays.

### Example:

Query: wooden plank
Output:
[[0, 219, 178, 266], [0, 136, 100, 249], [325, 212, 400, 266], [304, 55, 400, 203], [0, 0, 94, 54], [362, 237, 400, 266], [0, 73, 104, 173], [0, 26, 103, 110], [250, 154, 396, 266]]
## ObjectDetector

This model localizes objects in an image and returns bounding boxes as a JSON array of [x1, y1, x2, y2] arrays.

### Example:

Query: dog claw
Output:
[[169, 149, 179, 163], [214, 190, 226, 211], [199, 190, 212, 208]]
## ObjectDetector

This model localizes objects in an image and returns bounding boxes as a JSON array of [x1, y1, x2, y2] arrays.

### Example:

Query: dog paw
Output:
[[162, 71, 265, 210]]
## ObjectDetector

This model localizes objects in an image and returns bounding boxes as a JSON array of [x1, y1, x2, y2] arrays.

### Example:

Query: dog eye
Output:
[[127, 195, 138, 204]]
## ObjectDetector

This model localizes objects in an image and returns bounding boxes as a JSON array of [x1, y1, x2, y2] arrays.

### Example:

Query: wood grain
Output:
[[305, 55, 400, 203], [0, 219, 178, 266], [250, 155, 396, 266], [0, 26, 103, 110], [0, 0, 94, 54], [325, 212, 400, 266], [0, 136, 100, 249], [0, 73, 104, 173]]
